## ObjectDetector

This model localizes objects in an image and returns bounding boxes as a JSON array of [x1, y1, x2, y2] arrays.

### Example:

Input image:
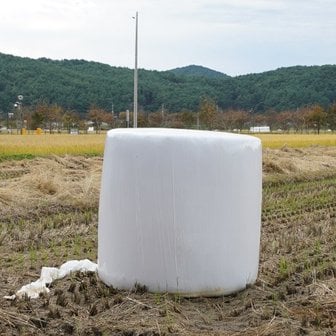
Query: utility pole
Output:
[[14, 95, 24, 134], [126, 109, 130, 128], [133, 11, 138, 128], [161, 104, 164, 126]]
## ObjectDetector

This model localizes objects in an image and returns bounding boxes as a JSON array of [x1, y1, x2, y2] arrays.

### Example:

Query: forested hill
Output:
[[169, 65, 229, 79], [0, 52, 336, 115]]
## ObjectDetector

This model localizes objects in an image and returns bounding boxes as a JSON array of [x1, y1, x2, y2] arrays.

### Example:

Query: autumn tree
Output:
[[263, 110, 278, 131], [248, 113, 269, 130], [221, 109, 249, 131], [199, 98, 217, 129], [137, 112, 148, 127], [31, 102, 48, 130], [148, 112, 163, 127], [118, 111, 128, 128], [165, 112, 185, 128], [117, 110, 147, 128], [101, 111, 115, 129], [294, 107, 310, 133], [20, 106, 34, 132], [180, 110, 195, 128], [88, 106, 107, 133], [46, 104, 63, 133], [275, 111, 294, 132], [63, 110, 80, 133], [327, 103, 336, 131], [307, 105, 327, 134]]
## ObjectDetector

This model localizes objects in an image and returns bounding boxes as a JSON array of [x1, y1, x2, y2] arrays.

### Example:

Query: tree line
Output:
[[1, 98, 335, 134]]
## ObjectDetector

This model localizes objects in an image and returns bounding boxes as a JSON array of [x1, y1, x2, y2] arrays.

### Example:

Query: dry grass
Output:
[[0, 148, 335, 335], [0, 155, 102, 220], [263, 146, 336, 184]]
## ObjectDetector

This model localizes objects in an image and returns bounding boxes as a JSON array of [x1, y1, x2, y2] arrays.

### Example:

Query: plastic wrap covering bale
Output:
[[98, 128, 262, 297], [4, 259, 97, 300]]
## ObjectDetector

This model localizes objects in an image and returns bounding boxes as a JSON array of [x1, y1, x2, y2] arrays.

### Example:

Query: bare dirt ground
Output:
[[0, 147, 336, 335]]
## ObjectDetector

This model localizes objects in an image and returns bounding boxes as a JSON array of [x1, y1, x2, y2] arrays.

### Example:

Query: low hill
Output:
[[169, 65, 229, 79], [0, 52, 336, 115]]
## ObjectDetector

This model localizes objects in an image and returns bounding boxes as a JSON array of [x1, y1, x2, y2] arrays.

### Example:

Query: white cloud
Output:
[[0, 0, 335, 75]]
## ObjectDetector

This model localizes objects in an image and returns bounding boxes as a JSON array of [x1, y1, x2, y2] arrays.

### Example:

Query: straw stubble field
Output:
[[0, 134, 336, 335]]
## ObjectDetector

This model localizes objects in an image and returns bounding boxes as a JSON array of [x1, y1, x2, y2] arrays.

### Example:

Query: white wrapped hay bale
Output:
[[98, 128, 262, 296]]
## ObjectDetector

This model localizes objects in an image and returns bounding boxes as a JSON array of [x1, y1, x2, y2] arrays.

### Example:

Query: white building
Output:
[[250, 126, 270, 133]]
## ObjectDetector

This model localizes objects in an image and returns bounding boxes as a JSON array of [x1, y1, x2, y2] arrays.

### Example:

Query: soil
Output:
[[0, 147, 335, 335]]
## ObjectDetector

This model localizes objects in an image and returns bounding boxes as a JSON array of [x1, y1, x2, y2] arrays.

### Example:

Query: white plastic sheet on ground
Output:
[[98, 128, 262, 297], [4, 259, 97, 300]]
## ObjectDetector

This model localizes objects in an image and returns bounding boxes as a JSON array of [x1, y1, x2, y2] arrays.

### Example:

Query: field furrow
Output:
[[0, 149, 335, 335]]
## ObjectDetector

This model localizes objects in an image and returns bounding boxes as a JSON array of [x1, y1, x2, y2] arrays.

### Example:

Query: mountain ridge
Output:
[[0, 52, 335, 115], [168, 65, 230, 79]]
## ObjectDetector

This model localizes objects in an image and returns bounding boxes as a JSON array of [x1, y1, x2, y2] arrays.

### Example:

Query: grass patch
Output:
[[0, 153, 36, 162], [256, 133, 336, 148], [0, 133, 335, 161], [0, 133, 105, 159]]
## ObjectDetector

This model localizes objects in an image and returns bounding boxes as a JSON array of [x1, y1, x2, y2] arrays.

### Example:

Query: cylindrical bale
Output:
[[98, 128, 262, 296]]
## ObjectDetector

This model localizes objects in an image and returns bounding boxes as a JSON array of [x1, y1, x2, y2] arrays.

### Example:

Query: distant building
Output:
[[250, 126, 270, 133], [70, 128, 79, 135]]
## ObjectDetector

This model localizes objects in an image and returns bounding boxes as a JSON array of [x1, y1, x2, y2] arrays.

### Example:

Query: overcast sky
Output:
[[0, 0, 335, 76]]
